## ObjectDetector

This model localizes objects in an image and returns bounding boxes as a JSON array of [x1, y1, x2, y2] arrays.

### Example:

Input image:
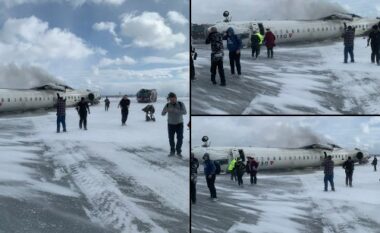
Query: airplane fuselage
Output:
[[212, 18, 379, 45], [192, 146, 365, 172], [0, 89, 99, 113]]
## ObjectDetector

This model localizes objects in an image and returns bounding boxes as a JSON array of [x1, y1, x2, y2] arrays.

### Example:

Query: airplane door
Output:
[[258, 23, 265, 36]]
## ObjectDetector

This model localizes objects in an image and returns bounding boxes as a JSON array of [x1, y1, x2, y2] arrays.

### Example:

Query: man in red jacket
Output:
[[264, 28, 276, 59]]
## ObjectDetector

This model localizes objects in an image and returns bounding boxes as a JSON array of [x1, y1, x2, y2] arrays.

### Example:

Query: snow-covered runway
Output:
[[192, 38, 380, 114], [0, 98, 189, 233], [192, 164, 380, 233]]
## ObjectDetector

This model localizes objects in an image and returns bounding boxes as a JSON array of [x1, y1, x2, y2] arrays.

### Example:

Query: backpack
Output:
[[214, 161, 221, 175]]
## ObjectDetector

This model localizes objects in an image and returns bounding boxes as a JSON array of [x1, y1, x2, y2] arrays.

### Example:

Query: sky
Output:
[[0, 0, 189, 96], [191, 0, 380, 23], [192, 117, 380, 154]]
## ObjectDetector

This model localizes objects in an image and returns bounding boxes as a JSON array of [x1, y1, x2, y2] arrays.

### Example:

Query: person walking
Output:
[[191, 45, 197, 80], [235, 158, 246, 186], [203, 153, 217, 201], [248, 157, 259, 185], [76, 97, 90, 130], [322, 155, 335, 191], [161, 92, 187, 157], [342, 25, 355, 63], [228, 158, 237, 181], [56, 93, 66, 133], [372, 156, 377, 172], [342, 156, 354, 187], [223, 27, 243, 77], [250, 30, 263, 59], [104, 97, 110, 111], [367, 25, 380, 65], [206, 26, 226, 86], [264, 28, 276, 58], [190, 153, 199, 204], [118, 95, 130, 126]]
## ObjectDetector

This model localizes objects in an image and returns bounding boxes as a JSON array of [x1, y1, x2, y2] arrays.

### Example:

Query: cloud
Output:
[[92, 21, 122, 45], [142, 52, 188, 65], [98, 56, 137, 67], [167, 11, 188, 25], [0, 0, 126, 8], [120, 11, 186, 49], [0, 16, 95, 65]]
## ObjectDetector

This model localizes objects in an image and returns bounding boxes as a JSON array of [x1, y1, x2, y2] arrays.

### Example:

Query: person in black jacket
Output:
[[367, 25, 380, 65], [206, 26, 226, 86], [235, 158, 246, 186], [372, 156, 377, 171], [76, 97, 90, 130], [190, 153, 199, 204], [342, 157, 354, 187], [118, 95, 130, 126], [342, 25, 356, 63], [191, 45, 197, 80]]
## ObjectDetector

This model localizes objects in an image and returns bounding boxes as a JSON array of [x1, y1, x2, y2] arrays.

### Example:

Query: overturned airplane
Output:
[[198, 11, 380, 45], [192, 136, 369, 172], [0, 83, 100, 113], [136, 89, 158, 103]]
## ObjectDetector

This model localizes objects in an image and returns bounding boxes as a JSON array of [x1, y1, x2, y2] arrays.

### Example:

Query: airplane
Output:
[[136, 89, 158, 103], [205, 11, 380, 46], [0, 83, 101, 113], [192, 136, 369, 173]]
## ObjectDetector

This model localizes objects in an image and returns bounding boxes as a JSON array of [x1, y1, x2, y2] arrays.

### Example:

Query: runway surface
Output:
[[192, 38, 380, 114], [192, 165, 380, 233], [0, 98, 189, 233]]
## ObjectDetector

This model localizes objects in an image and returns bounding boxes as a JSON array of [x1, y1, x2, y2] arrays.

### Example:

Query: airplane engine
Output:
[[356, 152, 364, 160], [88, 93, 95, 101]]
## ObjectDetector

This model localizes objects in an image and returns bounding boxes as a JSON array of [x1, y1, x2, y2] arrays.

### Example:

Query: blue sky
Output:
[[0, 0, 189, 96], [192, 117, 380, 154]]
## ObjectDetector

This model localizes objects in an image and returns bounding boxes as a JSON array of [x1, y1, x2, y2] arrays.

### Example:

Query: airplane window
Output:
[[35, 97, 37, 101], [299, 156, 301, 160], [289, 156, 292, 160], [19, 97, 22, 101], [297, 29, 299, 32], [291, 29, 294, 33], [279, 157, 281, 160], [303, 156, 305, 160], [317, 28, 320, 31], [307, 28, 310, 32], [273, 157, 276, 160], [307, 156, 309, 159], [1, 98, 3, 102], [321, 28, 324, 31], [8, 98, 10, 102], [39, 97, 42, 101]]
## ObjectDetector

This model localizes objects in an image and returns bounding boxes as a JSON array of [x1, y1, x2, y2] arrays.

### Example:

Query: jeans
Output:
[[57, 115, 66, 132], [344, 45, 354, 63], [121, 109, 129, 124], [79, 112, 87, 129], [190, 180, 196, 203], [168, 123, 184, 154], [229, 51, 241, 75], [371, 44, 380, 64], [324, 174, 335, 191], [251, 45, 260, 58], [210, 59, 226, 85], [206, 174, 217, 198], [345, 171, 353, 186], [250, 172, 257, 184]]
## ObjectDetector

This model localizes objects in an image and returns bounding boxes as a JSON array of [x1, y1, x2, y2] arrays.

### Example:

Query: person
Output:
[[228, 158, 237, 181], [190, 45, 197, 80], [247, 157, 259, 185], [203, 153, 217, 201], [342, 25, 355, 63], [161, 92, 187, 157], [322, 155, 335, 191], [56, 93, 66, 133], [142, 104, 155, 121], [367, 25, 380, 65], [223, 27, 243, 77], [118, 95, 130, 126], [372, 156, 377, 171], [104, 97, 110, 111], [190, 153, 199, 204], [250, 30, 263, 59], [206, 26, 226, 86], [235, 157, 246, 186], [264, 28, 276, 58], [342, 156, 354, 187], [76, 97, 90, 130]]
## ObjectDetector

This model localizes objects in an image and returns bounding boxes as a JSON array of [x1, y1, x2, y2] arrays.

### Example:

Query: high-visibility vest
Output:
[[256, 32, 264, 45], [228, 159, 236, 171]]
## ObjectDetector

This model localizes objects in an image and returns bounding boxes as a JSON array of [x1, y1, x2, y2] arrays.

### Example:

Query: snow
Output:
[[0, 97, 189, 233], [192, 37, 380, 114], [192, 164, 380, 233]]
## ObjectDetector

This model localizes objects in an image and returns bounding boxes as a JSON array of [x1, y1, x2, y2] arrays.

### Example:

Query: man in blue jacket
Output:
[[203, 153, 217, 200], [223, 27, 243, 77]]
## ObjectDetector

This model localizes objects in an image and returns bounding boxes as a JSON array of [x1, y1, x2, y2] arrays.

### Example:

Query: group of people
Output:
[[228, 156, 259, 186], [55, 92, 187, 157], [191, 23, 380, 86]]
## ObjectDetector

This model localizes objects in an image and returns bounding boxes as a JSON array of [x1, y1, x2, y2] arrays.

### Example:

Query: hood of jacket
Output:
[[227, 27, 235, 36]]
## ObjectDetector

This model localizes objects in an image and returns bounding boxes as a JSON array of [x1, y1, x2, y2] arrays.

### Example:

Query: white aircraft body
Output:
[[210, 12, 380, 45], [192, 143, 367, 172], [0, 84, 100, 113]]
